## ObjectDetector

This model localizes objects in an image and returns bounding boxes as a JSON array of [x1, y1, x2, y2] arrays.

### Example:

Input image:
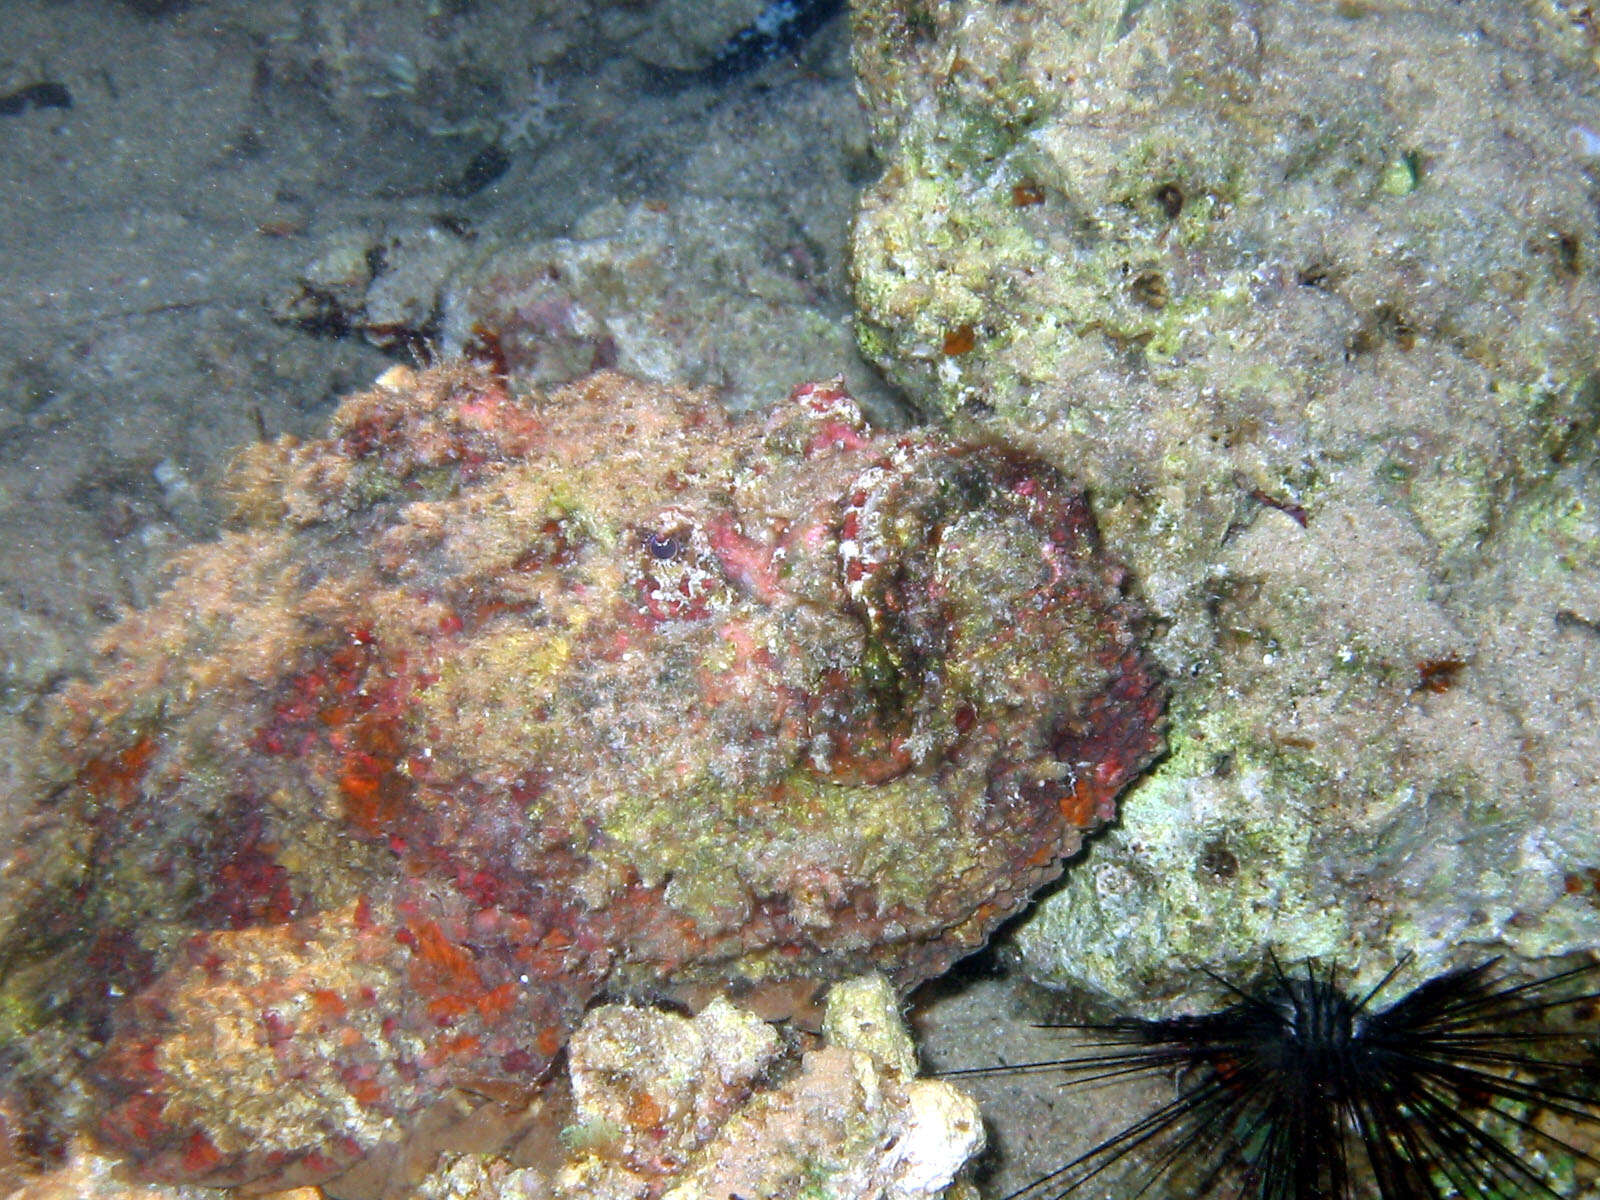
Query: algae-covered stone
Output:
[[9, 978, 980, 1200], [404, 976, 981, 1200], [561, 996, 782, 1183], [823, 972, 918, 1078], [849, 0, 1600, 1007], [648, 976, 983, 1200], [0, 364, 1162, 1184]]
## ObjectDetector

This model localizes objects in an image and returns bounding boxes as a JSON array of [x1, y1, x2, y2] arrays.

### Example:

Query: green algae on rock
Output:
[[848, 0, 1600, 1008], [0, 364, 1163, 1187]]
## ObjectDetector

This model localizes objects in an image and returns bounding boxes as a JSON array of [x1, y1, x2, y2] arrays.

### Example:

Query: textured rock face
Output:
[[0, 365, 1163, 1185], [849, 0, 1600, 1006], [549, 975, 983, 1200], [1, 975, 984, 1200]]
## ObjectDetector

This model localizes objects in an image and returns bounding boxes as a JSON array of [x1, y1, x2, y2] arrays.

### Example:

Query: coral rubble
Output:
[[542, 974, 980, 1200], [0, 364, 1163, 1186]]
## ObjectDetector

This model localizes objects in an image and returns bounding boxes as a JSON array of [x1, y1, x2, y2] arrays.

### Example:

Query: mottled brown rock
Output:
[[0, 365, 1163, 1187]]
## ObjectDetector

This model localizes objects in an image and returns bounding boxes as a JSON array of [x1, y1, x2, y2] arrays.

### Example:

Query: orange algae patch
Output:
[[179, 1131, 225, 1176], [403, 919, 504, 1027], [1415, 657, 1467, 694], [1011, 179, 1046, 206], [626, 1090, 665, 1131], [308, 989, 348, 1021], [337, 716, 413, 836], [1565, 868, 1600, 896], [942, 323, 977, 355], [437, 1032, 482, 1059], [477, 982, 518, 1022], [426, 995, 475, 1023], [1059, 779, 1101, 829], [79, 735, 159, 808], [346, 1077, 388, 1108]]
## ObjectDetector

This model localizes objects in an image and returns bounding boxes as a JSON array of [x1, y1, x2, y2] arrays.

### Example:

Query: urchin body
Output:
[[957, 958, 1600, 1200]]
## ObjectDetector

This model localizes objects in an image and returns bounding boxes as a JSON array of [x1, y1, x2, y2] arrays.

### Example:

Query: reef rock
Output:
[[0, 364, 1163, 1186], [546, 974, 981, 1200], [4, 976, 981, 1200], [849, 0, 1600, 1005]]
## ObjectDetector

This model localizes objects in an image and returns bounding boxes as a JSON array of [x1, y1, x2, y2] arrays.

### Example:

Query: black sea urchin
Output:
[[951, 956, 1600, 1200]]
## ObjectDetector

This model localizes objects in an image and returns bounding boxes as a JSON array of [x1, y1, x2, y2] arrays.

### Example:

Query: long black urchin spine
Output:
[[946, 955, 1600, 1200]]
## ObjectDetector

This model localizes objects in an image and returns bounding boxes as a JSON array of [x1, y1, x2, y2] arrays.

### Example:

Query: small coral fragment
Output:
[[551, 975, 981, 1200]]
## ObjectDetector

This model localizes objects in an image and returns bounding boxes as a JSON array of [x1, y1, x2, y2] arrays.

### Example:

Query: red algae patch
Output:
[[0, 364, 1164, 1187]]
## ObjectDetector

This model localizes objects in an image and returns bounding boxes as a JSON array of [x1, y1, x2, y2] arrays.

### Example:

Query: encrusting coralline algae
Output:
[[0, 363, 1164, 1188]]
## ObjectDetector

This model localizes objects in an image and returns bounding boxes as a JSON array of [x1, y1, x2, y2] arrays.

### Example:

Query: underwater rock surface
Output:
[[0, 365, 1162, 1186], [543, 974, 981, 1200], [849, 0, 1600, 1004], [6, 976, 982, 1200]]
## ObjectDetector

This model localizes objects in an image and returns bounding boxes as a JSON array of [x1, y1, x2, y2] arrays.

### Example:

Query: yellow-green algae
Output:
[[848, 0, 1600, 1006]]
